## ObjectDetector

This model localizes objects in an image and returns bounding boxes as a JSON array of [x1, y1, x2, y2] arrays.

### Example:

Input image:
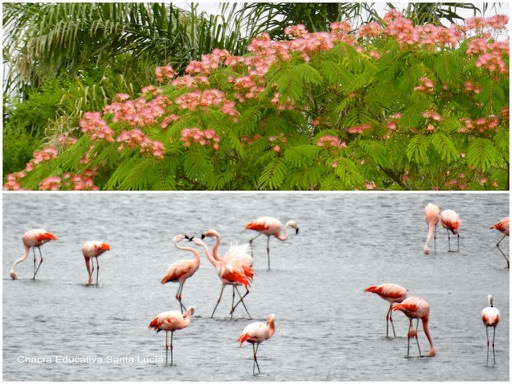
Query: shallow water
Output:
[[2, 192, 509, 381]]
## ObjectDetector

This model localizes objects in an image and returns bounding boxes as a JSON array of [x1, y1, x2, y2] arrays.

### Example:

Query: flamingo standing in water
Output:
[[440, 209, 460, 252], [10, 229, 58, 280], [201, 230, 254, 318], [482, 295, 500, 366], [424, 203, 440, 255], [245, 217, 299, 269], [238, 313, 276, 375], [364, 284, 408, 338], [189, 236, 253, 319], [161, 234, 200, 314], [490, 217, 509, 268], [82, 241, 111, 285], [393, 297, 436, 357], [148, 306, 194, 366]]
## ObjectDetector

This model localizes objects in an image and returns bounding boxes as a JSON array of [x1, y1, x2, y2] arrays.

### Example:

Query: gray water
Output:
[[2, 192, 509, 381]]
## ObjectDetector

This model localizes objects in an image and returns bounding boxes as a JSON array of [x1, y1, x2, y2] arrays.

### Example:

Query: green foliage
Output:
[[3, 7, 509, 191]]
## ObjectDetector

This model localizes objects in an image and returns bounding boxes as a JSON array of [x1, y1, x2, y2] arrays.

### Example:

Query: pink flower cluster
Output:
[[464, 15, 509, 33], [269, 133, 287, 153], [39, 176, 62, 191], [171, 75, 210, 90], [180, 128, 221, 150], [116, 129, 165, 159], [414, 77, 435, 94], [103, 95, 169, 127], [316, 135, 347, 149], [386, 113, 403, 130], [422, 110, 443, 122], [186, 49, 230, 75], [25, 147, 58, 171], [175, 89, 238, 121], [460, 116, 500, 133], [62, 171, 99, 190], [79, 112, 115, 142], [232, 75, 266, 102], [155, 65, 177, 83], [3, 172, 26, 190], [271, 92, 296, 111], [57, 135, 78, 147], [347, 124, 371, 134]]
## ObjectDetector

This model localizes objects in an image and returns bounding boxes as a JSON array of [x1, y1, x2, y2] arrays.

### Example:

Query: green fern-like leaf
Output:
[[406, 135, 429, 164], [258, 157, 287, 190], [430, 132, 459, 163], [334, 157, 364, 188], [283, 145, 318, 167], [466, 137, 498, 173]]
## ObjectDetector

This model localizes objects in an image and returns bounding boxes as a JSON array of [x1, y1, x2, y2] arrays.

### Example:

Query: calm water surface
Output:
[[2, 192, 509, 381]]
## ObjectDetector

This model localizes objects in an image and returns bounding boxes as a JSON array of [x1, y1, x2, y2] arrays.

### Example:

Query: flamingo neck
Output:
[[211, 232, 221, 261], [422, 318, 436, 357], [275, 222, 292, 241], [196, 240, 220, 269], [10, 245, 31, 279], [175, 242, 201, 263], [424, 224, 435, 254]]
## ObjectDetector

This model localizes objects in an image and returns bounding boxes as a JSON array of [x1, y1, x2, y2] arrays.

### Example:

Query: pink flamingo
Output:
[[238, 313, 276, 375], [482, 295, 500, 366], [490, 217, 509, 268], [424, 203, 440, 255], [440, 209, 460, 252], [245, 217, 299, 269], [393, 297, 436, 357], [201, 230, 254, 318], [82, 241, 111, 285], [10, 229, 58, 280], [189, 236, 253, 319], [148, 306, 194, 366], [364, 284, 408, 338], [161, 234, 200, 314]]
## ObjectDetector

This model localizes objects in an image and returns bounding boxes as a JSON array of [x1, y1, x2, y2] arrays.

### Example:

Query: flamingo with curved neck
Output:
[[201, 230, 254, 318], [245, 217, 299, 269], [10, 229, 58, 280], [161, 234, 200, 314], [424, 203, 440, 255], [190, 236, 253, 319]]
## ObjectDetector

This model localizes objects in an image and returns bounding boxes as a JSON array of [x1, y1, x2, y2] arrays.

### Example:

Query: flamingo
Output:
[[161, 234, 200, 314], [364, 284, 408, 338], [10, 229, 58, 280], [482, 294, 500, 366], [424, 203, 440, 255], [82, 241, 111, 285], [148, 306, 194, 366], [440, 209, 460, 252], [393, 297, 436, 357], [490, 217, 509, 268], [201, 230, 254, 318], [244, 217, 299, 269], [189, 236, 253, 319], [238, 313, 276, 375]]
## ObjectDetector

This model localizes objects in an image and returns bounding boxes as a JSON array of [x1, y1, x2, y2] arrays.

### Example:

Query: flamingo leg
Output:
[[252, 343, 261, 375], [170, 331, 175, 366], [176, 283, 186, 314], [486, 326, 490, 365], [33, 247, 44, 279], [230, 287, 252, 319], [406, 319, 412, 357], [95, 257, 100, 285], [211, 284, 226, 318], [496, 235, 509, 268], [230, 287, 236, 319], [248, 233, 262, 257], [165, 331, 169, 366], [415, 318, 422, 356], [386, 303, 396, 338], [492, 326, 496, 365], [266, 236, 271, 269]]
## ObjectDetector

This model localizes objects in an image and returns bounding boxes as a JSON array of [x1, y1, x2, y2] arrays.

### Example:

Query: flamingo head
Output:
[[201, 229, 219, 240], [9, 270, 17, 280], [185, 306, 195, 318], [173, 234, 189, 243], [287, 221, 299, 235]]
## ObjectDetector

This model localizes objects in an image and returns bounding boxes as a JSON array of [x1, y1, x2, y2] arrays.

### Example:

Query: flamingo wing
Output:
[[161, 260, 196, 284]]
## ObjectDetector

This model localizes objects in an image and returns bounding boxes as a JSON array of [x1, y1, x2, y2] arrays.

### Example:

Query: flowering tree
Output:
[[4, 11, 509, 190]]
